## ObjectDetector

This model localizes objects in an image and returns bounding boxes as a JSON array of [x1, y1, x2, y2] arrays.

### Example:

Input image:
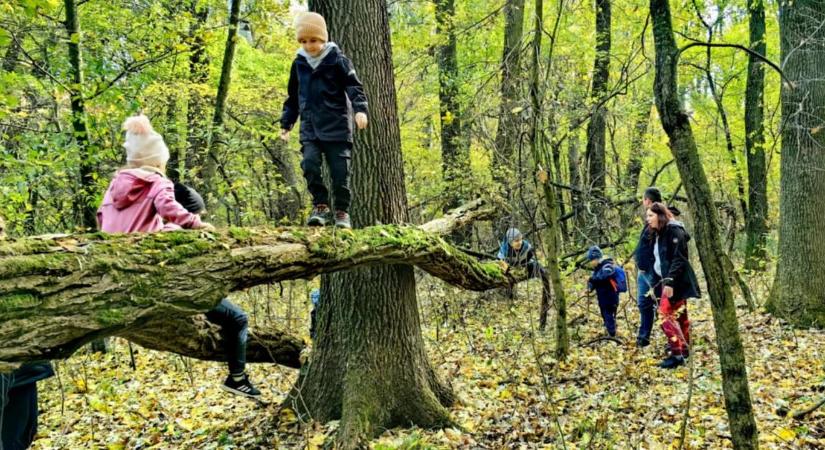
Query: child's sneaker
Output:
[[334, 210, 351, 229], [307, 204, 331, 226], [221, 374, 261, 398]]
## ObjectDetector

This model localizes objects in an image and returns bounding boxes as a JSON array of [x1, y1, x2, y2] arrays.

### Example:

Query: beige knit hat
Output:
[[122, 114, 169, 168], [295, 12, 328, 42]]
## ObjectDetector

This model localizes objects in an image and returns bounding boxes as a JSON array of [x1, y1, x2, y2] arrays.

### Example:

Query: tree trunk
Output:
[[493, 0, 526, 192], [649, 1, 759, 448], [435, 0, 469, 211], [0, 202, 520, 366], [185, 1, 210, 189], [529, 0, 569, 358], [63, 0, 96, 231], [286, 2, 463, 445], [744, 0, 768, 270], [121, 316, 303, 368], [584, 0, 610, 243], [622, 99, 652, 228], [768, 0, 825, 328]]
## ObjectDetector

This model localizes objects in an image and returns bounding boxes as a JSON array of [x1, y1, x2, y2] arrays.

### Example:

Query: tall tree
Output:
[[744, 0, 768, 270], [584, 0, 610, 242], [493, 0, 526, 193], [530, 0, 569, 358], [768, 0, 825, 328], [184, 1, 210, 188], [202, 0, 243, 214], [435, 0, 469, 210], [649, 1, 759, 448], [288, 0, 454, 445], [63, 0, 95, 231], [621, 99, 652, 228]]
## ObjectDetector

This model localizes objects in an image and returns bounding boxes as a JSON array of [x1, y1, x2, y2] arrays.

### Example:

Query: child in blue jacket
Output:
[[587, 246, 619, 337]]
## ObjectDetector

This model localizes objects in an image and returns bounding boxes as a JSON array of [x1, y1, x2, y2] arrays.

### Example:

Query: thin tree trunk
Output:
[[63, 0, 96, 231], [529, 0, 569, 358], [622, 99, 652, 228], [202, 0, 242, 208], [649, 1, 759, 448], [768, 1, 825, 328], [584, 0, 610, 243], [185, 1, 210, 188], [493, 0, 526, 195], [435, 0, 469, 211], [744, 0, 768, 270]]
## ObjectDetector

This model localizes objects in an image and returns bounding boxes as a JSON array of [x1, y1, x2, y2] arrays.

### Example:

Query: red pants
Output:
[[659, 296, 690, 356]]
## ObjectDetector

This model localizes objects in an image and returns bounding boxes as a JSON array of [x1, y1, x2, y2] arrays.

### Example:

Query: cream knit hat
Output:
[[295, 12, 328, 42], [122, 114, 169, 168]]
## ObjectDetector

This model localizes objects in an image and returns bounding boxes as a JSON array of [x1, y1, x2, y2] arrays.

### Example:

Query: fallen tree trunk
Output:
[[121, 316, 304, 369], [0, 200, 518, 366]]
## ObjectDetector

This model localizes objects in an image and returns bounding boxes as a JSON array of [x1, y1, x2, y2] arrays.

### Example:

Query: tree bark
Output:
[[493, 0, 526, 191], [621, 99, 652, 228], [202, 0, 242, 206], [63, 0, 96, 231], [288, 2, 464, 445], [0, 200, 515, 366], [435, 0, 469, 211], [768, 1, 825, 328], [744, 0, 768, 270], [185, 1, 210, 189], [530, 0, 569, 358], [121, 316, 303, 368], [649, 1, 759, 448], [584, 0, 611, 243]]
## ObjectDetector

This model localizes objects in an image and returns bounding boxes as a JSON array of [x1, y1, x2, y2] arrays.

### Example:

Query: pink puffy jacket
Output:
[[97, 168, 201, 233]]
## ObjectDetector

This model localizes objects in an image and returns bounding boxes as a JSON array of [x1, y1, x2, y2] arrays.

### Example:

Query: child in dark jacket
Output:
[[280, 12, 368, 229], [587, 246, 620, 337], [1, 362, 54, 450]]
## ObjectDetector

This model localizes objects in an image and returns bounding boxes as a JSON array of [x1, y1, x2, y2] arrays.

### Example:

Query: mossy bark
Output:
[[0, 201, 515, 367]]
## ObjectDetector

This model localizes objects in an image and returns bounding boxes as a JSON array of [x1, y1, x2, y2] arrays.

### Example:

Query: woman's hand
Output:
[[280, 129, 290, 141], [662, 285, 673, 299], [355, 112, 368, 129]]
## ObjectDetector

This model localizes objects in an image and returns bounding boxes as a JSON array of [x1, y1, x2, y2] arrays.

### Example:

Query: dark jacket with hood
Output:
[[588, 258, 620, 304], [280, 44, 368, 143], [655, 220, 701, 300]]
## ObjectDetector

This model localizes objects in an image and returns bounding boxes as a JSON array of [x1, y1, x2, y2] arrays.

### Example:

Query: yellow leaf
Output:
[[776, 427, 796, 441], [307, 432, 326, 450]]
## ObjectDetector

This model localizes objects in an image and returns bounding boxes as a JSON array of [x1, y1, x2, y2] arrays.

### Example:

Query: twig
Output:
[[677, 348, 696, 450], [791, 396, 825, 420]]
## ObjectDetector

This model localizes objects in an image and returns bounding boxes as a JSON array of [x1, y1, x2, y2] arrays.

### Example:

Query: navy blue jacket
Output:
[[497, 239, 536, 266], [280, 45, 368, 143], [634, 224, 656, 272], [655, 222, 701, 300], [589, 258, 619, 304]]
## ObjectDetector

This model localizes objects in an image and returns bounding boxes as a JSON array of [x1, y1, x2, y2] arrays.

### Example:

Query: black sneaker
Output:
[[334, 210, 351, 229], [658, 355, 686, 369], [221, 374, 261, 398], [307, 205, 331, 226], [636, 339, 650, 348]]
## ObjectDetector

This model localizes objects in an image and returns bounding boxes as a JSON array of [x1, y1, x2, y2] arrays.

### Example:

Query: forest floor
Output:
[[30, 271, 824, 449]]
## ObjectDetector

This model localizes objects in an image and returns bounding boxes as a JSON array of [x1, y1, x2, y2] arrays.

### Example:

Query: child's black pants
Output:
[[301, 140, 352, 212]]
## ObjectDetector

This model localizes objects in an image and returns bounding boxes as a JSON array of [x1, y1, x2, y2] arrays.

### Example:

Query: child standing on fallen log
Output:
[[279, 11, 368, 229], [97, 114, 261, 398]]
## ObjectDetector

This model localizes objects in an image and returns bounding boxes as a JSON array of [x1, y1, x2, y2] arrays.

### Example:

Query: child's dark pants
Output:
[[205, 299, 248, 375], [301, 140, 352, 212]]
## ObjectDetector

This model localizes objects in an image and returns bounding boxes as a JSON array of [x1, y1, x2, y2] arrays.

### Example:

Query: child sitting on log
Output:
[[97, 114, 260, 398], [279, 11, 369, 229]]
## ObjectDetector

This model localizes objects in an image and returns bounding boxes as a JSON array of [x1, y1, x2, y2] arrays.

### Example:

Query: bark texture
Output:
[[768, 0, 825, 328], [650, 1, 759, 448], [0, 201, 518, 366], [288, 1, 463, 445], [744, 0, 768, 270], [493, 0, 526, 188]]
